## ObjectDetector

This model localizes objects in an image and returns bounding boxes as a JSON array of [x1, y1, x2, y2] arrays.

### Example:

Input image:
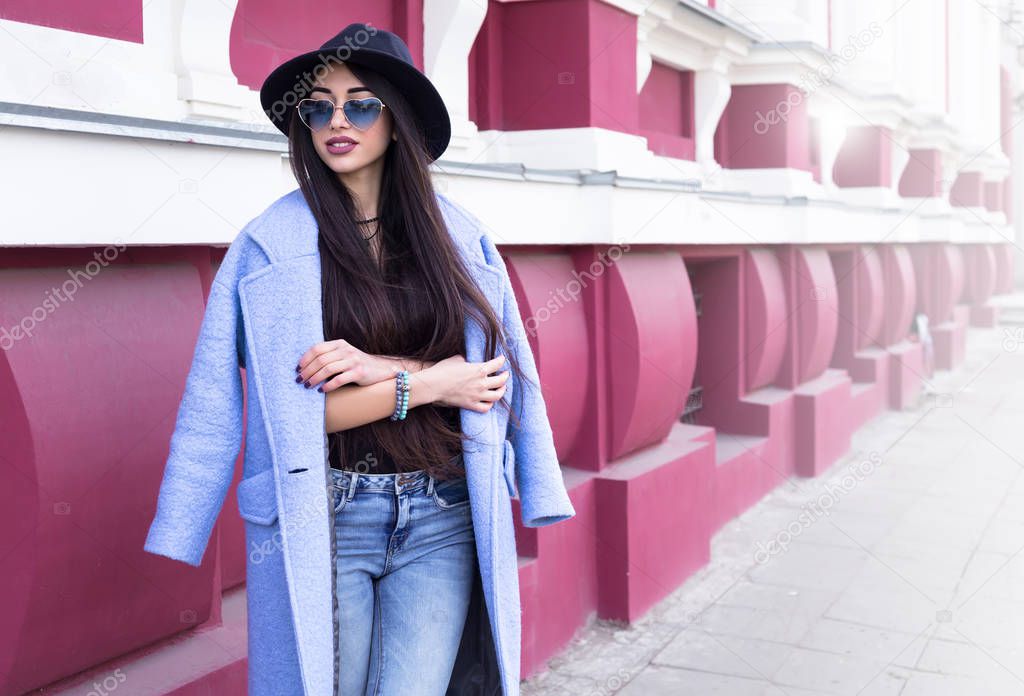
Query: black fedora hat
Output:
[[259, 22, 451, 162]]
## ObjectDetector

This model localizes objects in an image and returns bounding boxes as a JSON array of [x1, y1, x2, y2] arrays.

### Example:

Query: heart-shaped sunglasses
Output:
[[296, 97, 388, 132]]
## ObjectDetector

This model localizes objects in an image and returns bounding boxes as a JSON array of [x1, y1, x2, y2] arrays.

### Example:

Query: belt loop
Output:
[[347, 471, 358, 501], [426, 474, 434, 497]]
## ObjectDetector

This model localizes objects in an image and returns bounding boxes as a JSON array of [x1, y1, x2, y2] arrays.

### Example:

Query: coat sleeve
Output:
[[143, 263, 246, 567], [479, 231, 576, 528]]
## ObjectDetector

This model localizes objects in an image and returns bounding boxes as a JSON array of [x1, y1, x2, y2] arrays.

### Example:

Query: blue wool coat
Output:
[[143, 187, 576, 696]]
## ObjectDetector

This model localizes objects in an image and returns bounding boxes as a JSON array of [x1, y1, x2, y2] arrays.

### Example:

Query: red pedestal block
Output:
[[42, 587, 249, 695], [887, 341, 925, 410], [709, 390, 795, 532], [951, 172, 986, 208], [847, 348, 888, 387], [639, 61, 696, 161], [933, 305, 969, 370], [994, 244, 1015, 293], [847, 348, 890, 431], [899, 149, 944, 197], [712, 430, 774, 534], [715, 84, 811, 171], [230, 2, 426, 93], [470, 0, 639, 134], [593, 423, 715, 623], [964, 245, 999, 328], [834, 126, 893, 188], [515, 468, 597, 680], [794, 369, 853, 477], [848, 381, 885, 433], [970, 304, 999, 327]]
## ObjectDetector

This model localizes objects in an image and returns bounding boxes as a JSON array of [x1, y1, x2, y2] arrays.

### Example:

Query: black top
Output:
[[326, 255, 463, 474], [329, 405, 461, 473]]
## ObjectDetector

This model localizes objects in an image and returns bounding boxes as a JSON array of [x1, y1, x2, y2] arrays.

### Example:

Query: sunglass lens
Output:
[[344, 98, 383, 130], [298, 99, 334, 131]]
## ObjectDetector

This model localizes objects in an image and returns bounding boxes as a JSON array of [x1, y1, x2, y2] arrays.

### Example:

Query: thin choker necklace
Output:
[[356, 215, 379, 241]]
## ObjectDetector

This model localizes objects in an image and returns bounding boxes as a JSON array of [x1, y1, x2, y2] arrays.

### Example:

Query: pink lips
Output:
[[326, 136, 357, 155]]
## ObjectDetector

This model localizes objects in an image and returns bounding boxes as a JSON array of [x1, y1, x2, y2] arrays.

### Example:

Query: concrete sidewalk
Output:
[[524, 323, 1024, 696]]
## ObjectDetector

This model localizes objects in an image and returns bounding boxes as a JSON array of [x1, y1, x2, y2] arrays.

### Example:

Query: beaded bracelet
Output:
[[389, 369, 410, 421]]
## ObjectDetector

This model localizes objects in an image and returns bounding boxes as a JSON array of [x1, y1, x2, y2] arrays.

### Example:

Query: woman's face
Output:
[[304, 63, 395, 178]]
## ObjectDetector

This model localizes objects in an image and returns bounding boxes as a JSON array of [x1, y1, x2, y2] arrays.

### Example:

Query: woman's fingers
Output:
[[305, 358, 356, 390], [296, 340, 332, 374], [474, 370, 509, 398], [485, 370, 510, 389], [296, 339, 351, 376], [482, 383, 507, 401], [482, 353, 506, 374], [318, 367, 360, 392], [472, 383, 506, 411]]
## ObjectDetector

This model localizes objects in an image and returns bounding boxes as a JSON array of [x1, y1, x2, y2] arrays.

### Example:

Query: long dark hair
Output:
[[285, 62, 527, 478]]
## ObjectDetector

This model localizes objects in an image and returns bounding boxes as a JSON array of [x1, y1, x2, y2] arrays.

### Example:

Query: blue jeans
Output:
[[330, 463, 477, 696]]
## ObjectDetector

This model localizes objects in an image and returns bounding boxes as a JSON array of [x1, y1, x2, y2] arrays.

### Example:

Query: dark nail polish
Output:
[[295, 364, 301, 372], [295, 375, 303, 383], [317, 386, 323, 393], [304, 380, 311, 388]]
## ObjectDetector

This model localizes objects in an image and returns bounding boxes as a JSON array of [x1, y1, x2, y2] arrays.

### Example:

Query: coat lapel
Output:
[[236, 190, 509, 694]]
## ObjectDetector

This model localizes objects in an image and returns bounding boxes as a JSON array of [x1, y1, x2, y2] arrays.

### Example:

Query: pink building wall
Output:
[[0, 0, 144, 42], [639, 62, 696, 161]]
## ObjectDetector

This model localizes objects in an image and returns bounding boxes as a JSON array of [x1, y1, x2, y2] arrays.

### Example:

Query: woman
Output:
[[144, 22, 575, 696]]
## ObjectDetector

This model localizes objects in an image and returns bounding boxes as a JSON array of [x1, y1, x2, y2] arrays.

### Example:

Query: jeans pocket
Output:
[[431, 476, 470, 510], [331, 483, 352, 515]]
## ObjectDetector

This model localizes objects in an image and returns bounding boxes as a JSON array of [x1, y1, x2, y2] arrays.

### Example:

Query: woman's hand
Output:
[[414, 354, 509, 413], [296, 339, 427, 392]]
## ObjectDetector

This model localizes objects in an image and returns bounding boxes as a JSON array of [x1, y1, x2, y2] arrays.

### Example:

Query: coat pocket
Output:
[[236, 468, 279, 526], [502, 438, 517, 499]]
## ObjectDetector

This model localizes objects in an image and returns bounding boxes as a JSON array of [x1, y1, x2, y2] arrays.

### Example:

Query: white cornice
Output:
[[728, 41, 834, 86], [640, 0, 752, 73], [903, 115, 960, 152], [595, 0, 652, 17]]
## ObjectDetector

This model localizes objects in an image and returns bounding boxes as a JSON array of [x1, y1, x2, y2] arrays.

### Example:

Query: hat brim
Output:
[[259, 47, 451, 162]]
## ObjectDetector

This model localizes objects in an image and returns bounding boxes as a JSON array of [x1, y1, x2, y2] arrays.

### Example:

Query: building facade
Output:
[[0, 0, 1020, 693]]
